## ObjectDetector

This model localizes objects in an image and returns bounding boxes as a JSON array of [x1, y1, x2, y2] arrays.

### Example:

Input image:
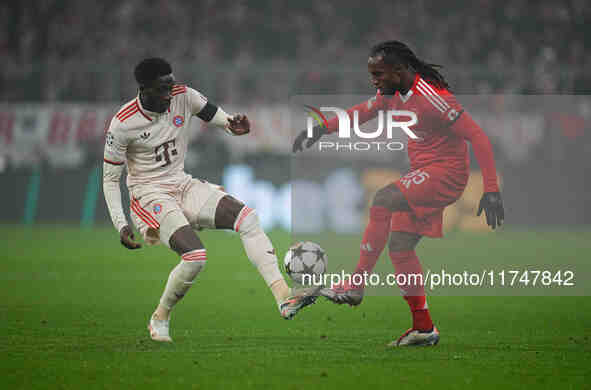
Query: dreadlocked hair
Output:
[[370, 41, 450, 90]]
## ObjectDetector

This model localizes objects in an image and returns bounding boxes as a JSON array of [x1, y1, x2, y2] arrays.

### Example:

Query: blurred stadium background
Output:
[[1, 2, 590, 389], [0, 0, 589, 231]]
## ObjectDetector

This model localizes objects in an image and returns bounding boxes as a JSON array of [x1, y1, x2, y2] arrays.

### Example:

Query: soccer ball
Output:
[[283, 241, 327, 285]]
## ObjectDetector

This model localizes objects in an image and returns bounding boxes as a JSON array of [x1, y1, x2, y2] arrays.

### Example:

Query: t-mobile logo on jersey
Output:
[[305, 106, 419, 152], [155, 139, 178, 167]]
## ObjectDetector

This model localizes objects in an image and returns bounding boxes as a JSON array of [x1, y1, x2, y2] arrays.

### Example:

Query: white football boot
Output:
[[279, 286, 322, 320], [148, 314, 173, 342], [320, 280, 364, 306], [388, 326, 440, 347]]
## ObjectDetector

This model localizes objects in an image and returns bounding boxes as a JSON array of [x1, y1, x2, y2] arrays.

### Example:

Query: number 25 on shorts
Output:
[[400, 170, 430, 189]]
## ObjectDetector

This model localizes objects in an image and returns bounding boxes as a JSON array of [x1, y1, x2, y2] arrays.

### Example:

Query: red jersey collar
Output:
[[377, 74, 420, 102], [395, 73, 420, 102]]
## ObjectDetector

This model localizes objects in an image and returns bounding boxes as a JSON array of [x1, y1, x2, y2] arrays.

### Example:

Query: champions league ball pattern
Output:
[[283, 241, 327, 285]]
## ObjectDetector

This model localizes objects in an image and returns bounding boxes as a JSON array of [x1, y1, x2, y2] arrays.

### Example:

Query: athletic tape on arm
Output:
[[208, 105, 236, 136]]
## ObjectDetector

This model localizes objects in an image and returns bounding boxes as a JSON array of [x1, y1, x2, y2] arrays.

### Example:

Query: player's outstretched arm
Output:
[[199, 103, 250, 136], [103, 160, 141, 249], [449, 112, 504, 229], [293, 96, 381, 153], [189, 88, 250, 136], [104, 118, 142, 246]]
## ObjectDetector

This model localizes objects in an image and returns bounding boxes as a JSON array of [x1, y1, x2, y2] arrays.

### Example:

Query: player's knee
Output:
[[234, 206, 261, 237], [373, 185, 399, 210], [215, 195, 245, 229], [372, 187, 392, 209], [388, 232, 421, 252], [169, 225, 204, 255], [179, 249, 207, 282], [372, 184, 409, 212]]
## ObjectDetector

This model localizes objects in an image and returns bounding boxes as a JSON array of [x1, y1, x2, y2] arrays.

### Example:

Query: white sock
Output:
[[234, 207, 284, 288], [159, 249, 207, 310]]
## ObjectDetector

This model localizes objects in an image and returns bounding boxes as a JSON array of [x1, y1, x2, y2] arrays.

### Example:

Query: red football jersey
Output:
[[325, 74, 499, 192]]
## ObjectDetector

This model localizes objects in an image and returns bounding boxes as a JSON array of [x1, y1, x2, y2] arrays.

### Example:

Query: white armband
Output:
[[103, 162, 128, 232], [211, 107, 237, 136]]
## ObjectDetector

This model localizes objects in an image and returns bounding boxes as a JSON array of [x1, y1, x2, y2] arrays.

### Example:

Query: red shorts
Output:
[[391, 165, 468, 238]]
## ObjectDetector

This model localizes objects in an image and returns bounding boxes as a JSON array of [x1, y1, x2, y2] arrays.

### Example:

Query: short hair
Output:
[[134, 58, 173, 85]]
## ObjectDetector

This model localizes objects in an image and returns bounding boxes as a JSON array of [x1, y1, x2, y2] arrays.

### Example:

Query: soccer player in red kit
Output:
[[293, 41, 504, 347]]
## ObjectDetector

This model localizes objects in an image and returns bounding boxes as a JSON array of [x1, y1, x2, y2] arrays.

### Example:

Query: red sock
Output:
[[352, 206, 392, 285], [389, 250, 433, 331]]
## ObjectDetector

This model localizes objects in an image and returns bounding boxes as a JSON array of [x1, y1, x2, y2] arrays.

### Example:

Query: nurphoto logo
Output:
[[305, 105, 419, 152]]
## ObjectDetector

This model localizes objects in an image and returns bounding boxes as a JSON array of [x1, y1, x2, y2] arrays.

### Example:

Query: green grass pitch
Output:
[[1, 226, 590, 389]]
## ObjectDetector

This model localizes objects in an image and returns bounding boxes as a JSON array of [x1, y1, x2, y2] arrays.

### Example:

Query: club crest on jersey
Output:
[[173, 115, 185, 127], [153, 203, 163, 214]]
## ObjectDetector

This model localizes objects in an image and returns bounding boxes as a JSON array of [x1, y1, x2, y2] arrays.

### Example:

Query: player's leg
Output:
[[150, 210, 207, 342], [130, 190, 210, 341], [355, 183, 411, 276], [386, 166, 468, 345], [385, 167, 460, 346], [387, 230, 438, 346], [181, 180, 287, 295], [181, 179, 319, 319], [324, 183, 410, 305], [214, 195, 288, 300], [214, 195, 320, 319], [153, 222, 207, 320], [388, 231, 424, 320]]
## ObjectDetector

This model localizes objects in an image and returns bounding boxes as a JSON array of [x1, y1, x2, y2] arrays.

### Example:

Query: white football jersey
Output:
[[104, 85, 207, 188]]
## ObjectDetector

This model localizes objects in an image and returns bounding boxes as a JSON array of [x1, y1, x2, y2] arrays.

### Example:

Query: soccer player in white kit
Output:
[[103, 58, 319, 342]]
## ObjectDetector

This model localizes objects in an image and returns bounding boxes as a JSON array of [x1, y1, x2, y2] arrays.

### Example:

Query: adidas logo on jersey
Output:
[[140, 132, 150, 141], [360, 242, 373, 252]]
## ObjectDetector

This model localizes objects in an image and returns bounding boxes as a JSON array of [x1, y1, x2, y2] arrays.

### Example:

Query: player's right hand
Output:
[[120, 225, 142, 250], [292, 125, 327, 153]]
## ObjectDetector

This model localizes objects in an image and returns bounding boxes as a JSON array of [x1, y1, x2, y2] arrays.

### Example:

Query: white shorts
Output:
[[129, 178, 227, 247]]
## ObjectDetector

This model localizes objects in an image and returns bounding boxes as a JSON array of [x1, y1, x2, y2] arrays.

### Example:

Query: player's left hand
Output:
[[119, 225, 142, 250], [477, 191, 504, 229], [292, 125, 327, 153], [228, 114, 250, 135]]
